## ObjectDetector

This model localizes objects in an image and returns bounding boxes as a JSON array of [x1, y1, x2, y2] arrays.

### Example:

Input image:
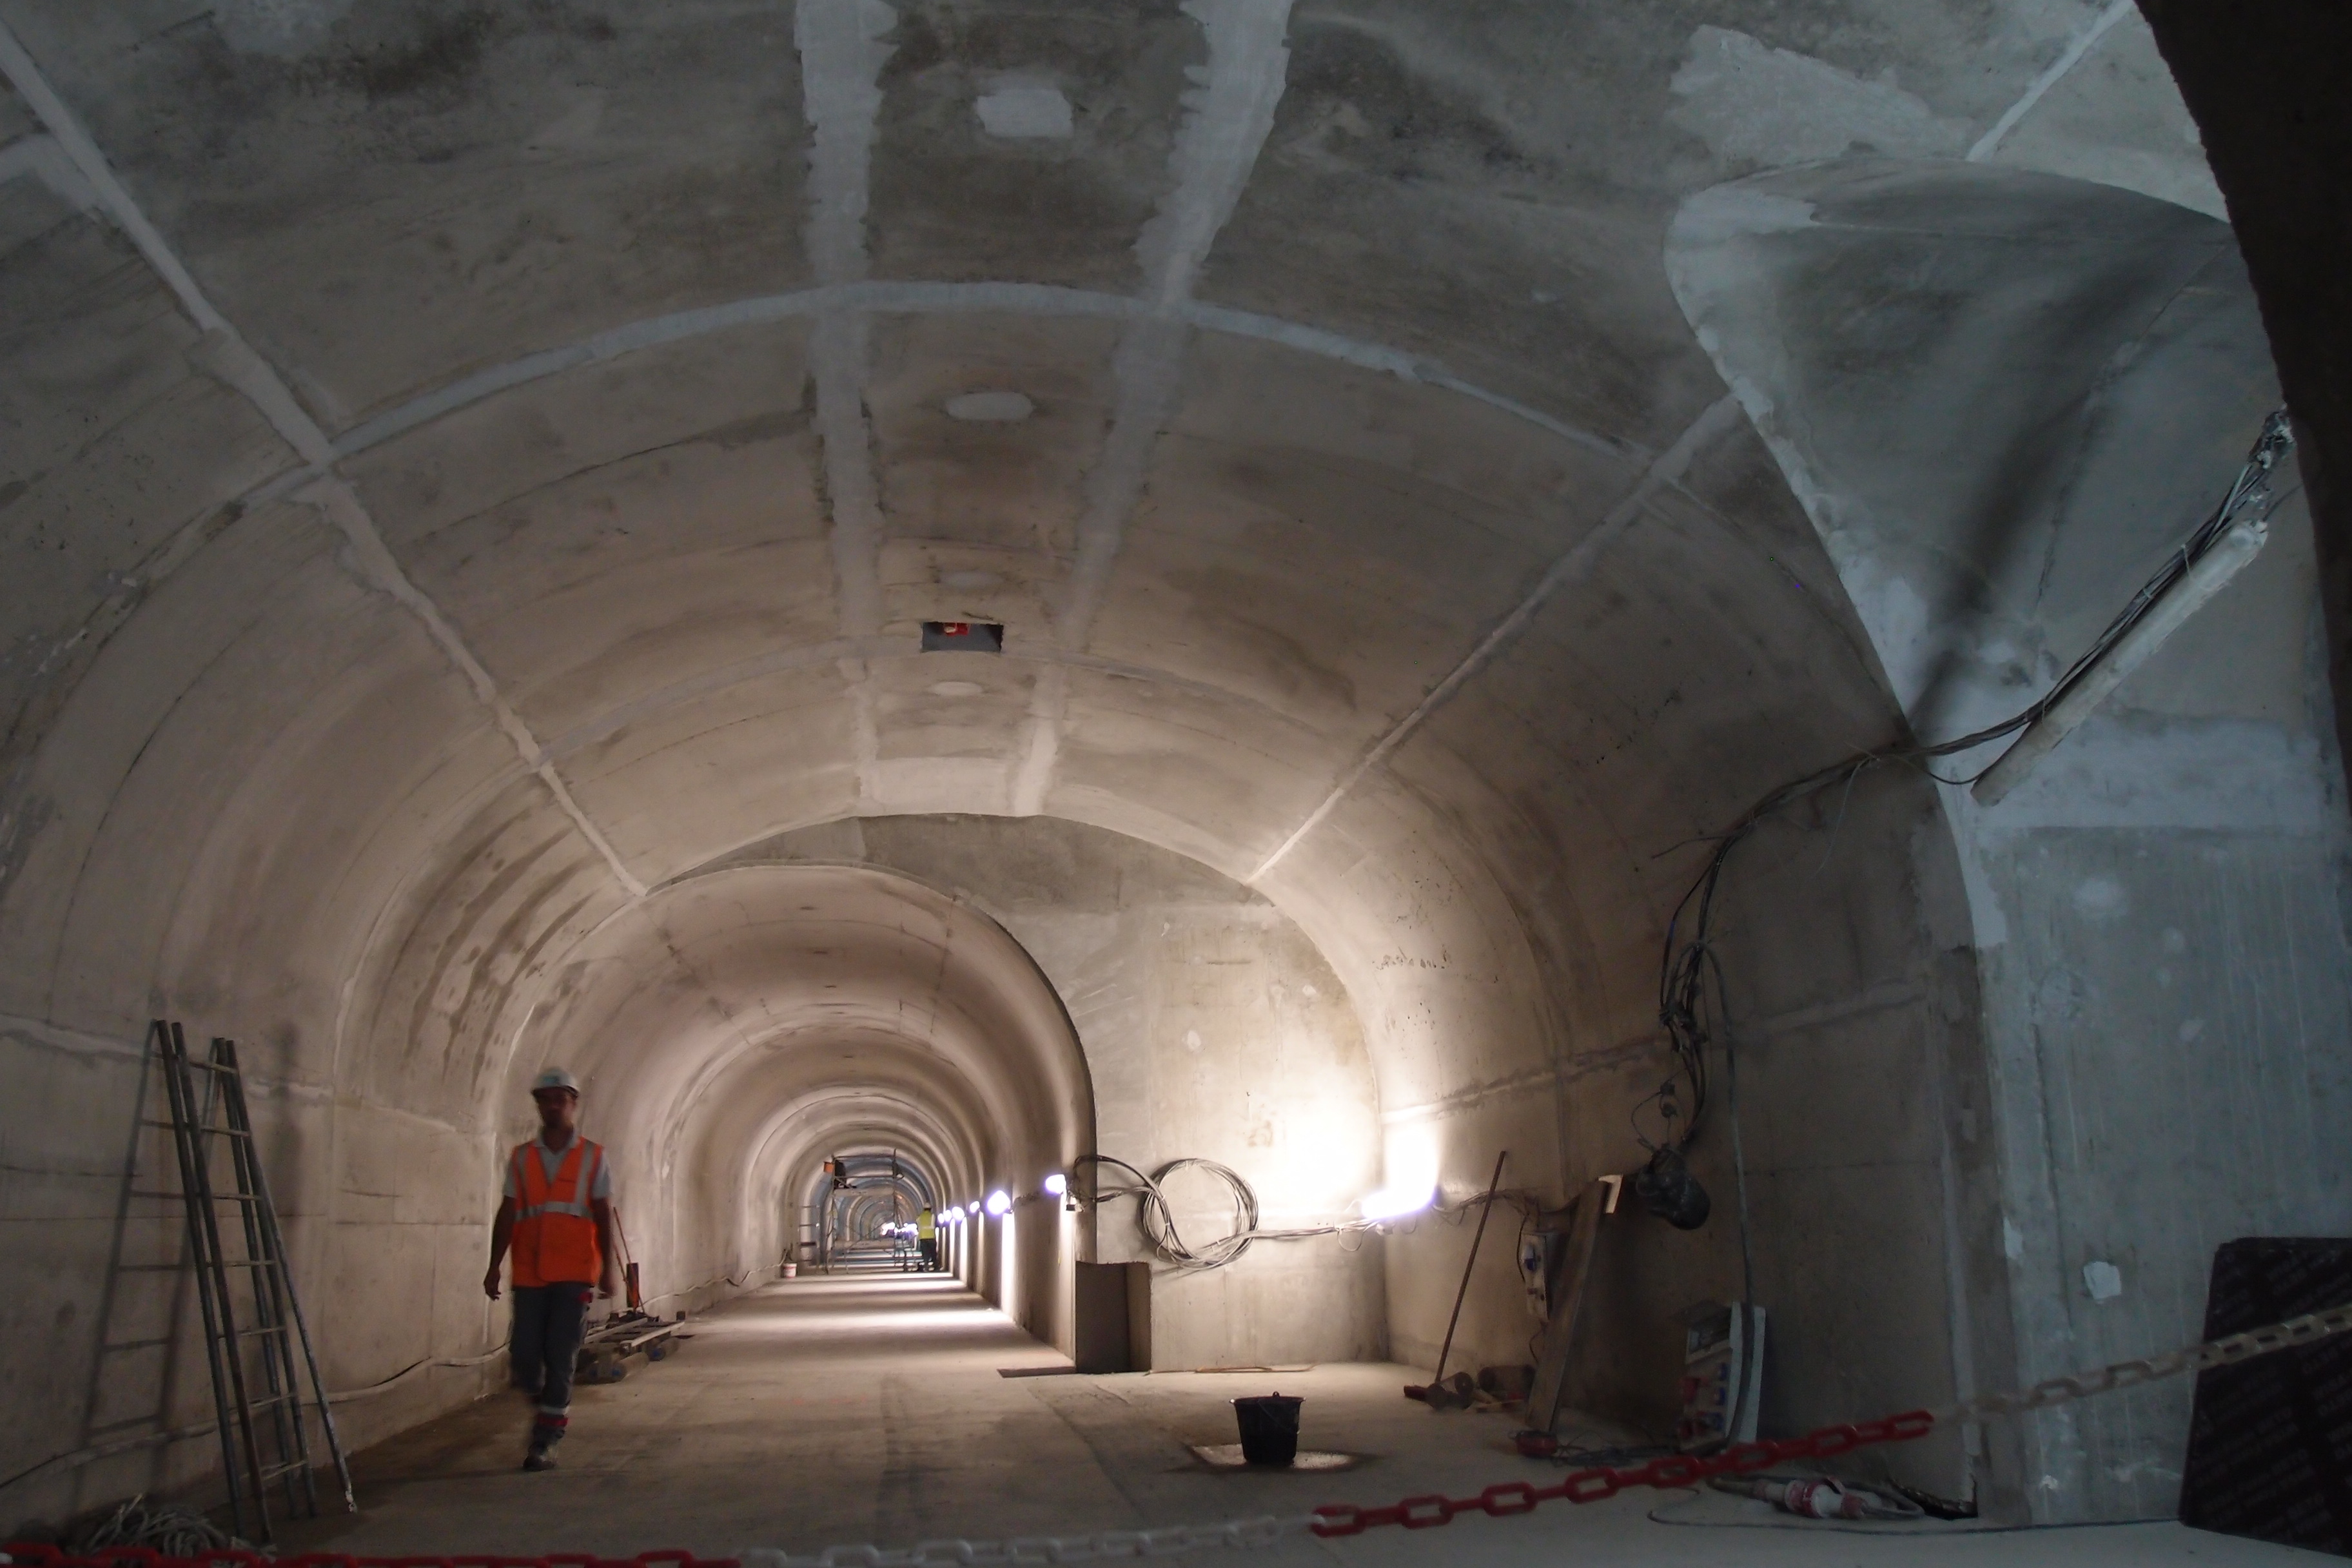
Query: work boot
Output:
[[524, 1409, 567, 1470]]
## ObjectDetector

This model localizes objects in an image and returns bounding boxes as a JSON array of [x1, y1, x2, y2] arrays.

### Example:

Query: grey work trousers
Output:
[[511, 1282, 593, 1443]]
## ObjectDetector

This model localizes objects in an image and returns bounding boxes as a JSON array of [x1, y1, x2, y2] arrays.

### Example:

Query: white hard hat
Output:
[[531, 1067, 580, 1095]]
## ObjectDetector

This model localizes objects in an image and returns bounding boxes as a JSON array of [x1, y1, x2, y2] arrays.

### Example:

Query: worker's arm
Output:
[[484, 1196, 516, 1300], [593, 1196, 621, 1299]]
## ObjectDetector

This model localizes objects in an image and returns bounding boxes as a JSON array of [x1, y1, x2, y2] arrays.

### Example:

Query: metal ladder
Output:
[[150, 1020, 353, 1544], [74, 1024, 197, 1514]]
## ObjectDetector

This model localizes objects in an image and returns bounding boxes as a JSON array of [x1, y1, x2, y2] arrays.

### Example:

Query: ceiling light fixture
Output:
[[986, 1189, 1012, 1216]]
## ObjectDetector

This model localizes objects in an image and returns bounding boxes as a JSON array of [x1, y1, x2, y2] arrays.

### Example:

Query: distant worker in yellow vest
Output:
[[483, 1067, 618, 1471], [917, 1206, 938, 1271]]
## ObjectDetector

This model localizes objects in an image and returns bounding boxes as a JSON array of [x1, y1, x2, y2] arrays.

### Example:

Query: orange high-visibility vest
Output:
[[509, 1137, 604, 1288]]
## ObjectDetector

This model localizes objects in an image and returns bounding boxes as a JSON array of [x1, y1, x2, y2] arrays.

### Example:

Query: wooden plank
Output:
[[1526, 1181, 1607, 1435]]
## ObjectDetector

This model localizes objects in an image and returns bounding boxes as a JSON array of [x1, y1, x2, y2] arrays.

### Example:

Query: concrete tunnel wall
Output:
[[1671, 157, 2352, 1521], [0, 0, 2347, 1538]]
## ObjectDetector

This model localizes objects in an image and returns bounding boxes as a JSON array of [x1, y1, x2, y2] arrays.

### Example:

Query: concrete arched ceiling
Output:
[[1, 0, 2311, 1518], [0, 1, 2230, 1090], [1669, 159, 2288, 738], [0, 0, 2270, 1383]]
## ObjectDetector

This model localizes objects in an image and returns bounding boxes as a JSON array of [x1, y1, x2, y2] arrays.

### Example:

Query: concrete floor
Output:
[[277, 1275, 2311, 1568]]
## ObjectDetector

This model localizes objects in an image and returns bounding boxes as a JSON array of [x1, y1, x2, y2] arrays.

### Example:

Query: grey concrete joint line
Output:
[[0, 1009, 148, 1063], [0, 19, 224, 336], [299, 479, 647, 897], [1249, 394, 1747, 885], [1384, 1026, 1687, 1126], [0, 1012, 478, 1136], [0, 132, 97, 212], [1730, 977, 1924, 1042], [1015, 0, 1296, 816], [1968, 0, 2135, 163], [324, 285, 1632, 470], [0, 17, 646, 903], [797, 0, 892, 657]]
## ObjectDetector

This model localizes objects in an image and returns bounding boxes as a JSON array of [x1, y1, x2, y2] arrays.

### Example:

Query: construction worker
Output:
[[917, 1206, 937, 1271], [483, 1067, 618, 1471]]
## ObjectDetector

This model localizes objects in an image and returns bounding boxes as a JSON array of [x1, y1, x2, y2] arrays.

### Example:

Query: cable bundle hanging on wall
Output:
[[1075, 1155, 1460, 1271], [1637, 411, 2297, 1230]]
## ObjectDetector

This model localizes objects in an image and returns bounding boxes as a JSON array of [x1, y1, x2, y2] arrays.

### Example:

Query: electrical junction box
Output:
[[1678, 1302, 1766, 1451], [1520, 1234, 1551, 1317]]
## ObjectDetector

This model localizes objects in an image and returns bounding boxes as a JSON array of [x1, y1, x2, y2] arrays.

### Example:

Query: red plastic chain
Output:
[[1306, 1410, 1937, 1538], [0, 1549, 738, 1568]]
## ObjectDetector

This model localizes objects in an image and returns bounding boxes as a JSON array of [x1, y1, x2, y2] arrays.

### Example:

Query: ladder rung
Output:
[[236, 1324, 291, 1340], [137, 1119, 251, 1139], [181, 1058, 241, 1075], [129, 1189, 262, 1203], [115, 1262, 187, 1272]]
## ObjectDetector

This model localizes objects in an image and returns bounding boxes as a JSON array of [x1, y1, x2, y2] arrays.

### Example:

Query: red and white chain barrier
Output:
[[7, 1302, 2347, 1567]]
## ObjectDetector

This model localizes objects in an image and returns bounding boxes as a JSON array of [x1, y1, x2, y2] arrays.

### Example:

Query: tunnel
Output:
[[1, 1, 2349, 1562]]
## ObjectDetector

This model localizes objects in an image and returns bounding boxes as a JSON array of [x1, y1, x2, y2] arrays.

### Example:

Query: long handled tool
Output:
[[1406, 1150, 1507, 1405]]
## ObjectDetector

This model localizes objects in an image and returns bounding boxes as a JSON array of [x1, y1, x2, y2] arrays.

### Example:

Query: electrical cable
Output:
[[1642, 1489, 2146, 1537], [1642, 410, 2295, 1157], [640, 1261, 789, 1310], [64, 1494, 246, 1556], [0, 1342, 518, 1494], [1073, 1155, 1544, 1272]]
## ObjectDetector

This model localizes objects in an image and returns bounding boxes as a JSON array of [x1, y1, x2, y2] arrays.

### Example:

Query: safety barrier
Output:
[[6, 1301, 2347, 1567]]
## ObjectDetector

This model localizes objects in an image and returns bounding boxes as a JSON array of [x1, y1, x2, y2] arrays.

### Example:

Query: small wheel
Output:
[[647, 1344, 668, 1362]]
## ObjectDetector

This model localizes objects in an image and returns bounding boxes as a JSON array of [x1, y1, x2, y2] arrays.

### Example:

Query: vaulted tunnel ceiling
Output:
[[0, 0, 2260, 1315]]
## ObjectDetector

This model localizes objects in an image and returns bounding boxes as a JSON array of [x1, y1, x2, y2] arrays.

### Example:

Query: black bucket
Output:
[[1232, 1393, 1304, 1467]]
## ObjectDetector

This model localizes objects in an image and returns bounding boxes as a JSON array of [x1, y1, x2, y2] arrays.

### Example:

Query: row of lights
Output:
[[939, 1171, 1071, 1223], [942, 1171, 1436, 1224]]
